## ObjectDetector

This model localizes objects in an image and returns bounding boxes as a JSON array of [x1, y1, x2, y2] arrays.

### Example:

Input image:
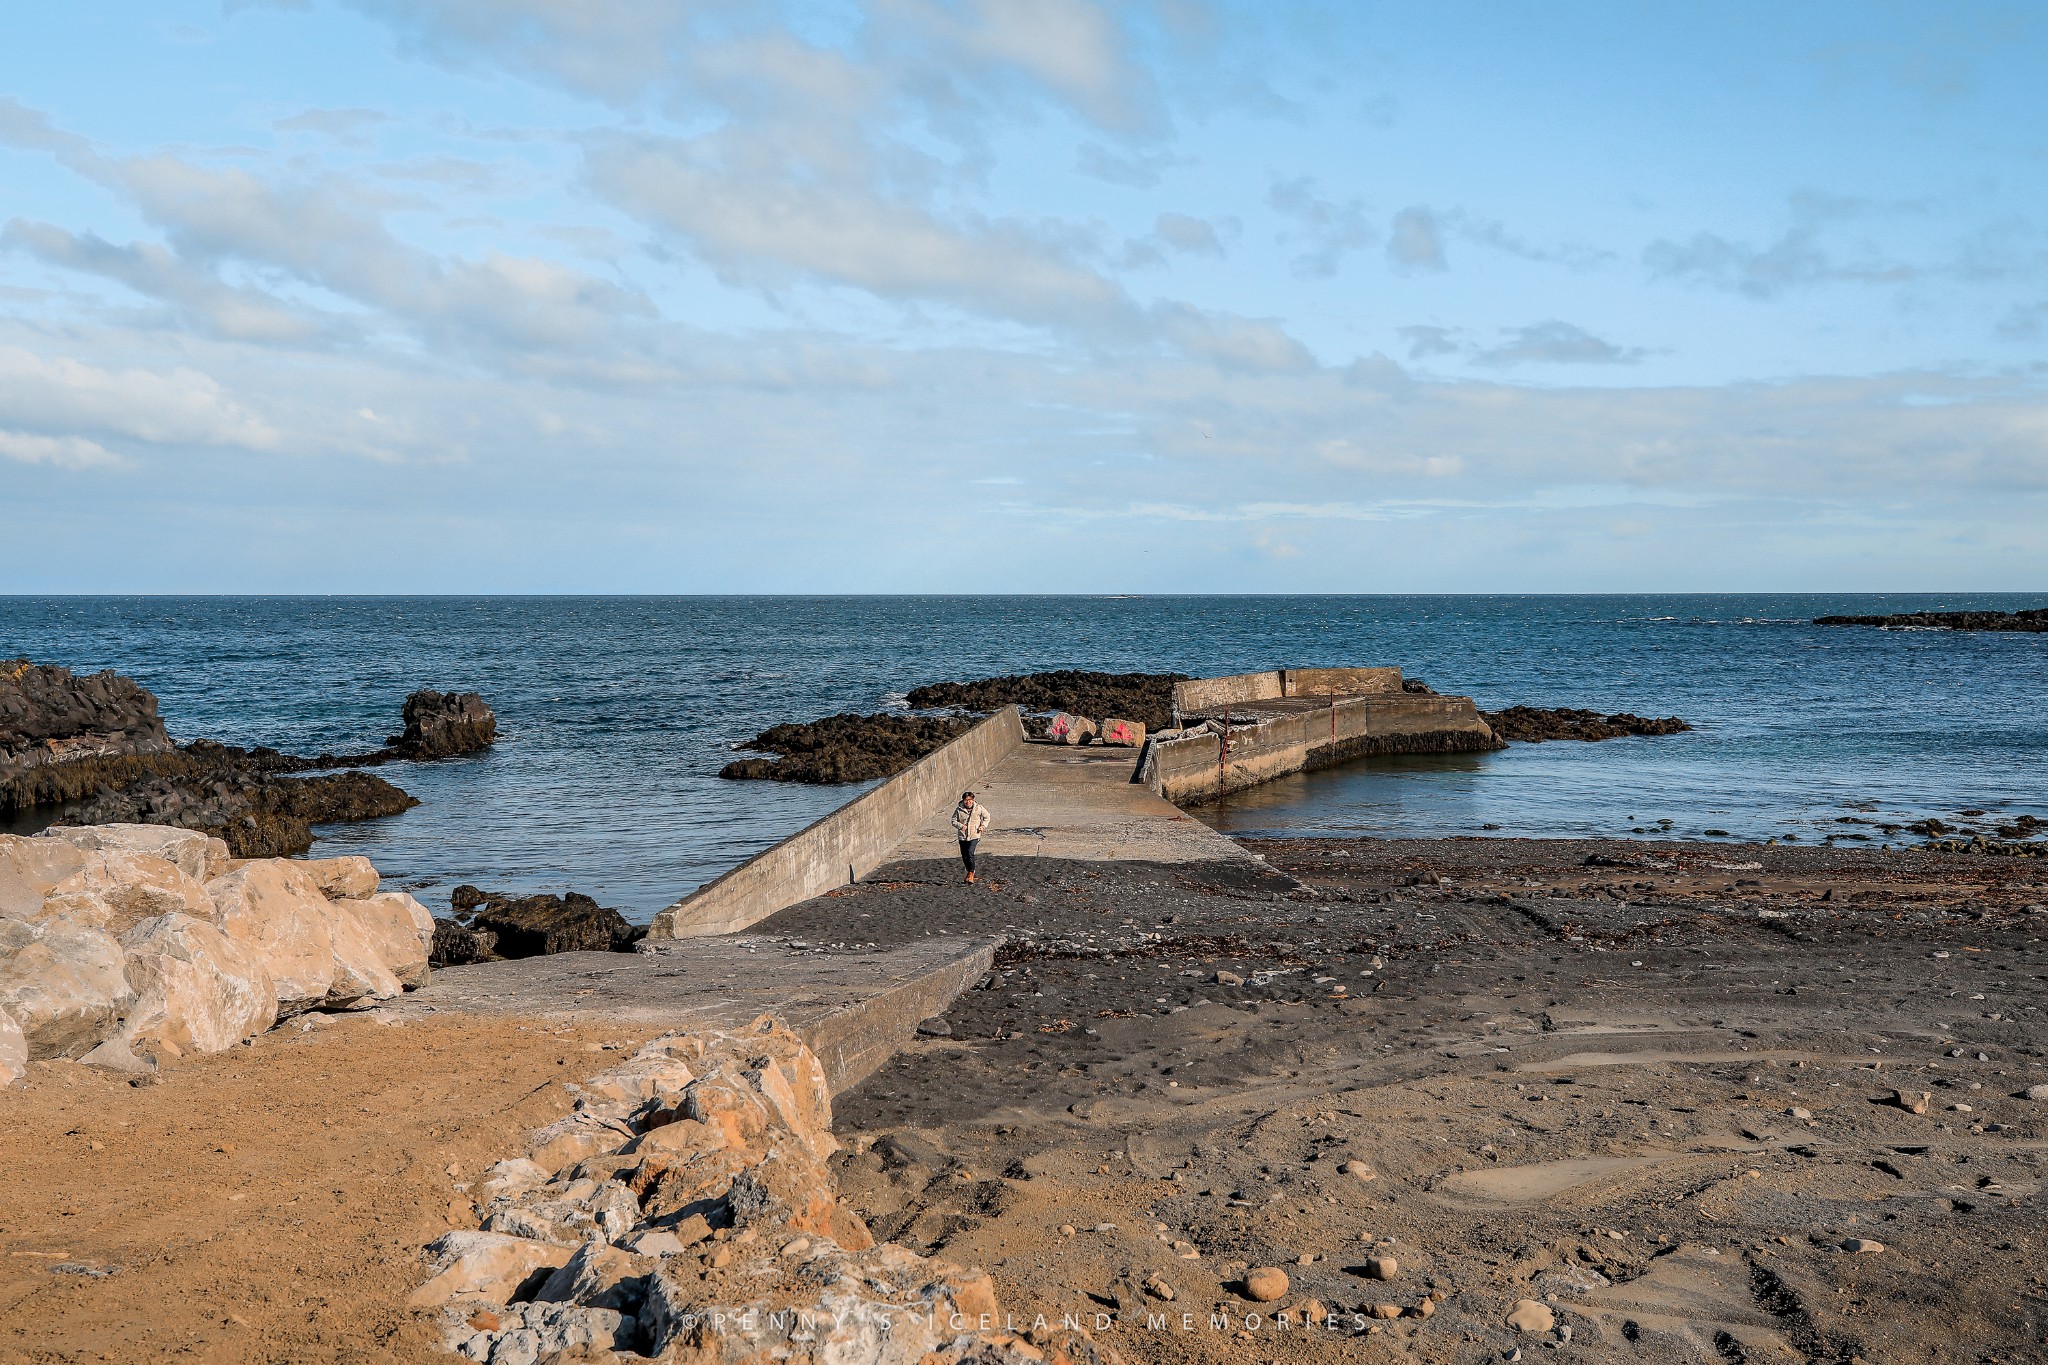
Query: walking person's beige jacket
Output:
[[952, 800, 991, 840]]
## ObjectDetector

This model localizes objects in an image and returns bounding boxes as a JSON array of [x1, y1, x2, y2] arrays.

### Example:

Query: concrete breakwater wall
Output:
[[648, 707, 1025, 939], [1143, 669, 1499, 805]]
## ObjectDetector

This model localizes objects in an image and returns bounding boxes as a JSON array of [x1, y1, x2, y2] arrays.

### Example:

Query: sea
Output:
[[4, 595, 2043, 924]]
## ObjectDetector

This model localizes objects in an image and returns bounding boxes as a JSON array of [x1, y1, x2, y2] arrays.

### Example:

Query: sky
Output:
[[1, 0, 2045, 592]]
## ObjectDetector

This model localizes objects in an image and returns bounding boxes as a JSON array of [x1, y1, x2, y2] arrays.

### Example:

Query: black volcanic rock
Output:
[[0, 660, 178, 809], [1814, 608, 2048, 633], [450, 888, 643, 958], [720, 713, 975, 784], [907, 670, 1189, 732], [1480, 707, 1692, 743], [390, 690, 497, 759], [62, 764, 419, 858]]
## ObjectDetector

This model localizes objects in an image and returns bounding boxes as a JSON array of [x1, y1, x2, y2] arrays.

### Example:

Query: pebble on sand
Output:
[[1365, 1255, 1399, 1281], [1242, 1267, 1289, 1303], [1339, 1159, 1376, 1181], [1893, 1089, 1931, 1115], [2024, 1084, 2048, 1101], [1506, 1299, 1556, 1333], [1841, 1238, 1885, 1254]]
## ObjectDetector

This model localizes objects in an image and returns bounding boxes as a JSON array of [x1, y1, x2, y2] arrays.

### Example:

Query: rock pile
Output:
[[432, 887, 645, 966], [415, 1017, 1114, 1365], [0, 823, 432, 1083], [61, 761, 418, 858]]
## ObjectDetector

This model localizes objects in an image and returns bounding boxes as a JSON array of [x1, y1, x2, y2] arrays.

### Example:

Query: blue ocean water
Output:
[[3, 595, 2043, 922]]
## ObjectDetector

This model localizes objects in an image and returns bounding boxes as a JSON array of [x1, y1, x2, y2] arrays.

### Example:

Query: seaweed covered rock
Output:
[[1480, 707, 1692, 743], [391, 690, 497, 759], [720, 713, 974, 784], [61, 766, 419, 858], [0, 660, 178, 810], [908, 669, 1188, 732]]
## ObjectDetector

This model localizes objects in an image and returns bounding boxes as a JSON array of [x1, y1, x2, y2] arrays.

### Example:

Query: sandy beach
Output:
[[2, 834, 2043, 1362]]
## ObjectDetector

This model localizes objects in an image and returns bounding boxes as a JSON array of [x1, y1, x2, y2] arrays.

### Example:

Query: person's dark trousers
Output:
[[958, 839, 979, 875]]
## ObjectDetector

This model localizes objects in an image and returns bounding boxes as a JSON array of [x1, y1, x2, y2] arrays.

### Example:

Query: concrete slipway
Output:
[[401, 668, 1491, 1088]]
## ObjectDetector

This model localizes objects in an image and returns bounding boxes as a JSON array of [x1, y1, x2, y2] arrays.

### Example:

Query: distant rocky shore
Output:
[[1815, 607, 2048, 632], [2, 660, 495, 856]]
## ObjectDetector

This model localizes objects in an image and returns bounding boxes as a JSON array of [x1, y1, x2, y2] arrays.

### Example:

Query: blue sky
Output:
[[1, 1, 2044, 591]]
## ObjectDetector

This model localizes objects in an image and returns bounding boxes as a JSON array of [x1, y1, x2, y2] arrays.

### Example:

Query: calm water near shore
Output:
[[4, 594, 2044, 922]]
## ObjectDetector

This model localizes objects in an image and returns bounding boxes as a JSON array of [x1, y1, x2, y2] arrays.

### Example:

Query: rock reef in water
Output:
[[719, 714, 974, 784], [390, 690, 497, 759], [0, 660, 180, 810], [0, 824, 431, 1082], [2, 660, 498, 856], [908, 669, 1188, 732], [1814, 608, 2048, 633], [61, 762, 419, 858], [1481, 706, 1692, 743], [431, 885, 644, 965]]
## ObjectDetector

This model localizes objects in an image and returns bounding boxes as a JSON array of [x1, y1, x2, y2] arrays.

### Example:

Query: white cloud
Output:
[[0, 429, 121, 469], [0, 347, 279, 450], [1473, 321, 1647, 368], [1268, 177, 1374, 277]]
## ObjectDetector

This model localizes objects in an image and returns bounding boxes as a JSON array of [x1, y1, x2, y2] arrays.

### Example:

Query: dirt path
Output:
[[0, 1013, 643, 1364]]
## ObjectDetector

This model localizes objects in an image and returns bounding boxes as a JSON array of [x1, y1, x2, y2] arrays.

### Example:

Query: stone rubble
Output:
[[415, 1015, 1118, 1365], [0, 823, 432, 1080]]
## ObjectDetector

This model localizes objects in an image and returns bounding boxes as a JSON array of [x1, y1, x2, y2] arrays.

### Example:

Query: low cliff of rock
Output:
[[0, 824, 433, 1086]]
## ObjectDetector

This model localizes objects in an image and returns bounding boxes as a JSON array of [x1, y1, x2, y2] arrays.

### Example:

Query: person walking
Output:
[[952, 790, 990, 883]]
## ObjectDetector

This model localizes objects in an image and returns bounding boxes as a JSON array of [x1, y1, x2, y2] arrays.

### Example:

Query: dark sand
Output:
[[759, 838, 2048, 1364]]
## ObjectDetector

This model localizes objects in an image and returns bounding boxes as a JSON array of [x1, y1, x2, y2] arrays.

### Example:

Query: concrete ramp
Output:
[[382, 935, 998, 1093], [887, 741, 1250, 865]]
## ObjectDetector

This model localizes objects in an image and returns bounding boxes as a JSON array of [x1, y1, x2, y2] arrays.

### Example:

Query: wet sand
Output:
[[763, 838, 2048, 1364]]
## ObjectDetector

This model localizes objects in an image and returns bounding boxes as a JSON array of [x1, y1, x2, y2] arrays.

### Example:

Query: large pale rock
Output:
[[297, 856, 379, 900], [0, 1007, 24, 1087], [449, 1303, 635, 1365], [42, 824, 228, 883], [118, 913, 277, 1055], [323, 899, 405, 1006], [408, 1230, 573, 1308], [39, 851, 215, 937], [0, 918, 133, 1059], [535, 1240, 653, 1312], [0, 835, 87, 920], [1049, 713, 1097, 745], [204, 860, 335, 1016], [335, 891, 432, 989]]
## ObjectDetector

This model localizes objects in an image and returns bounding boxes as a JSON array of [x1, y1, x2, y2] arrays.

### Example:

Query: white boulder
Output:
[[0, 917, 134, 1059], [119, 913, 278, 1055], [297, 856, 380, 900], [333, 891, 433, 989], [40, 824, 228, 883], [204, 860, 336, 1016], [408, 1230, 574, 1308], [0, 835, 88, 920], [38, 851, 215, 937], [0, 1007, 24, 1087]]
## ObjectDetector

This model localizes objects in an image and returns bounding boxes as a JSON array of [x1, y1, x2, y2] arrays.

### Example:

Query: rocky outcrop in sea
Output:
[[2, 659, 498, 857], [1814, 608, 2048, 632], [1479, 706, 1692, 743], [719, 714, 974, 784], [0, 823, 432, 1085], [907, 669, 1188, 732]]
